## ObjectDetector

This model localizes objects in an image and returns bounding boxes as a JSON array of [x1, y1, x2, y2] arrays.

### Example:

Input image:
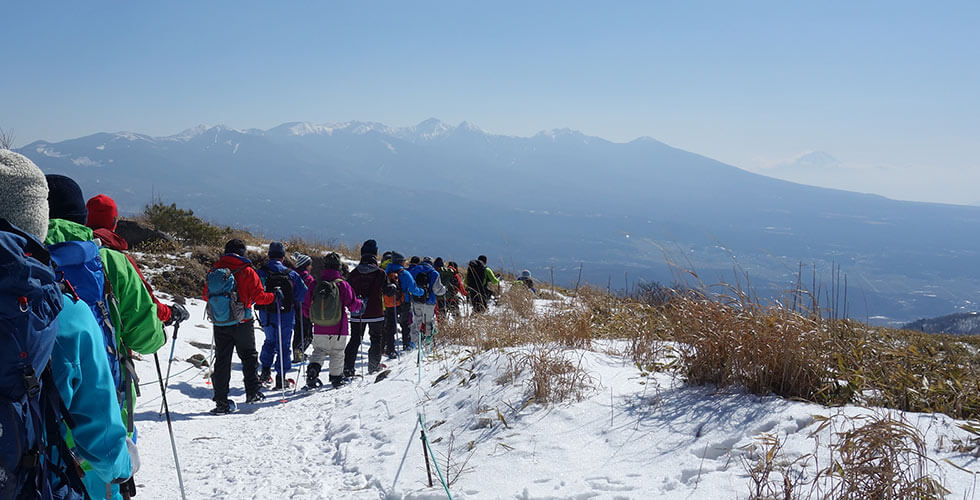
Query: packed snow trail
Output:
[[131, 298, 980, 499]]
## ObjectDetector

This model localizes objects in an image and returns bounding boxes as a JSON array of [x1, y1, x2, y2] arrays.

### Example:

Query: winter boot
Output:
[[259, 366, 272, 385], [330, 375, 346, 389], [245, 391, 265, 404], [210, 399, 233, 415], [305, 363, 323, 390], [274, 374, 291, 390]]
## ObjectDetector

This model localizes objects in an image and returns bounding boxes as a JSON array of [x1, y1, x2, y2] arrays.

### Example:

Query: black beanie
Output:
[[409, 256, 421, 265], [433, 257, 444, 268], [45, 174, 88, 224], [224, 238, 247, 256], [390, 251, 405, 263], [361, 239, 378, 256]]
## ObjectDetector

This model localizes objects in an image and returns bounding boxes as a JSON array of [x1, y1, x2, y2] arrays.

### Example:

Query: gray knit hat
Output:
[[0, 150, 49, 241]]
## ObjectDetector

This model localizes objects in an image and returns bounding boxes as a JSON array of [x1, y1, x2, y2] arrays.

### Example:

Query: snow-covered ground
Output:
[[131, 297, 980, 499]]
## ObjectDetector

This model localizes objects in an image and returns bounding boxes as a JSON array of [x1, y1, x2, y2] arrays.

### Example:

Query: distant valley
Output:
[[19, 119, 980, 325]]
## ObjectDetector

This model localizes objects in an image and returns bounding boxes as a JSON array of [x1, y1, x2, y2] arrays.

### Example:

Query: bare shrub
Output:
[[0, 127, 14, 149], [498, 284, 535, 319], [742, 434, 810, 500], [507, 346, 594, 404], [818, 413, 948, 500]]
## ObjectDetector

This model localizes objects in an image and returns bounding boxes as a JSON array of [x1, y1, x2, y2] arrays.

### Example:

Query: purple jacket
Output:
[[302, 269, 362, 337], [297, 268, 315, 317]]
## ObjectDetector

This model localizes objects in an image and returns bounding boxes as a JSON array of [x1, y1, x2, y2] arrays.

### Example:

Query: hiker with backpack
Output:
[[344, 239, 387, 376], [85, 193, 189, 325], [465, 258, 491, 313], [478, 255, 501, 302], [517, 269, 537, 294], [435, 258, 466, 319], [256, 242, 309, 390], [383, 252, 426, 354], [45, 174, 166, 498], [204, 238, 277, 414], [0, 151, 133, 500], [409, 257, 447, 350], [302, 252, 363, 389], [291, 252, 315, 363]]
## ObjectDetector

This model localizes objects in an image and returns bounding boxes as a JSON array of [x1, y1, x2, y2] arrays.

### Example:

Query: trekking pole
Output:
[[153, 351, 187, 500], [420, 428, 434, 487], [275, 293, 287, 402], [158, 321, 181, 417], [292, 310, 304, 395]]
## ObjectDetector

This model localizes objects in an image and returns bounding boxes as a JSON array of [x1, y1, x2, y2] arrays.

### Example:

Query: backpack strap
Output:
[[39, 363, 91, 500], [102, 267, 139, 434]]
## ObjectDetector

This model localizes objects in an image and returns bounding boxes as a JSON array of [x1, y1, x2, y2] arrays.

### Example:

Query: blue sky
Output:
[[4, 1, 979, 203]]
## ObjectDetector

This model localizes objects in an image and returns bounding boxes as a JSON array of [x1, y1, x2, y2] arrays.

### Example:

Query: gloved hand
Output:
[[274, 287, 285, 302], [167, 303, 190, 326], [383, 283, 398, 297]]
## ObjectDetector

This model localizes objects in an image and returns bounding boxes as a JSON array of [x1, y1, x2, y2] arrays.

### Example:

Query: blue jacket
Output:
[[409, 263, 443, 305], [385, 262, 425, 300], [52, 294, 131, 497], [257, 259, 308, 319]]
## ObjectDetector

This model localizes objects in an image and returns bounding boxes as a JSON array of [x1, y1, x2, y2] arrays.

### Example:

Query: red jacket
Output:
[[203, 254, 275, 318], [93, 227, 173, 324]]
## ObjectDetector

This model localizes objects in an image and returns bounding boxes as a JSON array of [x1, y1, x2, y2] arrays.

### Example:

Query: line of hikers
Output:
[[0, 149, 539, 497], [203, 238, 538, 414]]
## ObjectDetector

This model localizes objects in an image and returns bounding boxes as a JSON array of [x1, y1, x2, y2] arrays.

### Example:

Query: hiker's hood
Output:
[[45, 218, 94, 246]]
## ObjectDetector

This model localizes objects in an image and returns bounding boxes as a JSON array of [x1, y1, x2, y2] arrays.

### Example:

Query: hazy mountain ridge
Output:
[[19, 119, 980, 324], [903, 312, 980, 335]]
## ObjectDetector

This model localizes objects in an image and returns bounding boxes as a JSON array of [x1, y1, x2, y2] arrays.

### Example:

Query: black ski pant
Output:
[[292, 312, 313, 352], [212, 320, 261, 402], [346, 320, 384, 373], [383, 303, 412, 354]]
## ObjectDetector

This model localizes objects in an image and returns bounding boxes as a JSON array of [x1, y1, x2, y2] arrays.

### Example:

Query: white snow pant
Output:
[[309, 334, 348, 377], [410, 302, 436, 345]]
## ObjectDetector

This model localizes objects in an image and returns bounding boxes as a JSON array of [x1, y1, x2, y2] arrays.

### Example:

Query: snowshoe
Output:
[[210, 400, 236, 415], [245, 392, 265, 404], [373, 369, 391, 384], [329, 375, 346, 389], [367, 363, 387, 375], [273, 375, 295, 390], [259, 367, 272, 385], [302, 379, 323, 391]]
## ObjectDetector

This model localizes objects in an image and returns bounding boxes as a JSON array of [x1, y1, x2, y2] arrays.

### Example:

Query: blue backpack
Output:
[[206, 267, 246, 326], [0, 220, 87, 499], [47, 239, 138, 437]]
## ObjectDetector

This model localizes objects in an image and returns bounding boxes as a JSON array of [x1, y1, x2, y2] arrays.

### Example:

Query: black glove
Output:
[[274, 287, 285, 302], [168, 303, 189, 325], [383, 283, 398, 297]]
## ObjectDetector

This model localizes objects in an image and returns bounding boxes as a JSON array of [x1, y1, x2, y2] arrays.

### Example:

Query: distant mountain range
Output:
[[19, 119, 980, 325], [903, 312, 980, 335]]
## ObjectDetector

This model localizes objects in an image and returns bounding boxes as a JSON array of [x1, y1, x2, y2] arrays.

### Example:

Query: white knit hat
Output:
[[0, 150, 49, 241]]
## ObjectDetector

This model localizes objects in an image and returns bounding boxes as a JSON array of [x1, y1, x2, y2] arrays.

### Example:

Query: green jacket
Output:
[[484, 266, 500, 286], [45, 218, 165, 354]]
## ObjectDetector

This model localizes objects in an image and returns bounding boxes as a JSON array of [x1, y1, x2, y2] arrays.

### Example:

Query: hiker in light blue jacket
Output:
[[53, 295, 134, 499]]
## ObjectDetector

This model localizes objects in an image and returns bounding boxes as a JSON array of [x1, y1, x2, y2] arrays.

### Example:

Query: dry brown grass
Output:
[[742, 413, 947, 500]]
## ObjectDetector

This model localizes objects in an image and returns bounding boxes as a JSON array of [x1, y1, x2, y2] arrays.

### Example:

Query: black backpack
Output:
[[413, 271, 431, 303], [259, 271, 295, 313], [466, 259, 487, 294]]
